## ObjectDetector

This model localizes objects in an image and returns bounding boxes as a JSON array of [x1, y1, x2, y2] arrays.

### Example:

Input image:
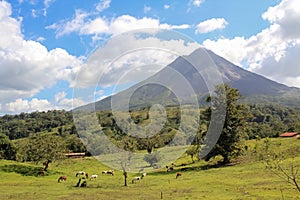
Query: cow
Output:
[[132, 177, 141, 183], [102, 170, 114, 176], [176, 172, 182, 179], [90, 174, 98, 180], [58, 176, 67, 183]]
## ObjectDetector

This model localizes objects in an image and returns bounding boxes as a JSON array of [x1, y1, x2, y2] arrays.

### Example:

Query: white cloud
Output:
[[262, 0, 300, 40], [164, 5, 170, 9], [94, 90, 108, 101], [202, 0, 300, 88], [0, 1, 82, 103], [54, 91, 67, 103], [144, 5, 151, 13], [47, 9, 90, 37], [3, 98, 52, 114], [73, 32, 200, 89], [195, 18, 228, 34], [47, 12, 190, 38], [54, 91, 86, 110], [187, 0, 204, 9], [192, 0, 204, 7], [95, 0, 111, 13], [43, 0, 55, 16], [31, 9, 37, 18], [36, 36, 46, 42], [0, 94, 87, 114]]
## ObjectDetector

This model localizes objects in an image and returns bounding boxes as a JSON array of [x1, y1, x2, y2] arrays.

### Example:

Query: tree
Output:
[[266, 156, 300, 193], [24, 134, 66, 171], [118, 137, 138, 186], [186, 145, 200, 163], [186, 128, 205, 163], [64, 134, 87, 153], [143, 151, 163, 166], [0, 133, 17, 160], [202, 84, 251, 164], [261, 139, 300, 193]]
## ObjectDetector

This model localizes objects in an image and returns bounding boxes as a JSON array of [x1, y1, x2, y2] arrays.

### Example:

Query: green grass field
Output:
[[0, 138, 299, 200]]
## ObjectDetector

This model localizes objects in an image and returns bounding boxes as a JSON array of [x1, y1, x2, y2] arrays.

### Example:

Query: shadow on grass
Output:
[[0, 164, 44, 176], [147, 162, 231, 176]]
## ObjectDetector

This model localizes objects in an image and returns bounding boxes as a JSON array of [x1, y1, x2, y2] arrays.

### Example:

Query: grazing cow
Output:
[[76, 171, 85, 177], [76, 178, 82, 187], [37, 170, 45, 176], [132, 176, 141, 183], [102, 170, 114, 176], [90, 174, 98, 180], [58, 176, 67, 183], [102, 171, 107, 175], [176, 172, 182, 179], [141, 172, 147, 178], [76, 171, 88, 179], [166, 166, 174, 172], [80, 180, 87, 187]]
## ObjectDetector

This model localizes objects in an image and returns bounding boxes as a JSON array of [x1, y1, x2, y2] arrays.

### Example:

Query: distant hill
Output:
[[75, 48, 300, 112]]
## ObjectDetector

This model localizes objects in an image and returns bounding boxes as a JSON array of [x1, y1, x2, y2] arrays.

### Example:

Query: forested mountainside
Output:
[[1, 103, 300, 142]]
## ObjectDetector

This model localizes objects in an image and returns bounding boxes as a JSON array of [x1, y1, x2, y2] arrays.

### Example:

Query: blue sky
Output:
[[1, 0, 300, 115]]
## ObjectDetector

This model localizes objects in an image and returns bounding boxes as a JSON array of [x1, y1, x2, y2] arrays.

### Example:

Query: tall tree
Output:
[[202, 84, 251, 164], [24, 134, 66, 171]]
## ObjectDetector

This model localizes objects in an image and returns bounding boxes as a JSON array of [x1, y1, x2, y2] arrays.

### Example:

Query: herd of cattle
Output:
[[38, 164, 184, 187]]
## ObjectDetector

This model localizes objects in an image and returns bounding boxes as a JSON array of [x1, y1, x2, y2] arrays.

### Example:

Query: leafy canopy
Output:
[[202, 84, 251, 164]]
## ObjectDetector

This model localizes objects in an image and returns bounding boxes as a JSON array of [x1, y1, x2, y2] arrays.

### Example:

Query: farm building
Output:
[[64, 152, 85, 158], [279, 132, 300, 138]]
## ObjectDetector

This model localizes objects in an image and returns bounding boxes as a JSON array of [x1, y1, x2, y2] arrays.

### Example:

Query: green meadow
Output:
[[0, 138, 299, 200]]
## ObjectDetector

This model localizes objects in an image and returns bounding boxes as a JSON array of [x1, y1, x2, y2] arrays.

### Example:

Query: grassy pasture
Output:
[[0, 138, 299, 200]]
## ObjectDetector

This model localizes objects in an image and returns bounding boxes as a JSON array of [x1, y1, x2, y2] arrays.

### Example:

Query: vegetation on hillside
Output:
[[0, 84, 300, 168], [0, 110, 75, 140]]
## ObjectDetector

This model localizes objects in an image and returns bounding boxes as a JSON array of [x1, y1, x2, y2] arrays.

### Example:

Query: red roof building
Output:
[[279, 132, 300, 138]]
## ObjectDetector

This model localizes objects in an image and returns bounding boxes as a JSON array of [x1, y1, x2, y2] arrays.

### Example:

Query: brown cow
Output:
[[58, 176, 67, 183], [176, 172, 182, 179]]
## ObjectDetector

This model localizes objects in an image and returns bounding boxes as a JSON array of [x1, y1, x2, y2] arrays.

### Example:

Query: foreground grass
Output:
[[0, 138, 299, 200]]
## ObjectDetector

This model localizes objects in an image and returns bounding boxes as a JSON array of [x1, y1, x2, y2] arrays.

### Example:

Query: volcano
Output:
[[75, 48, 300, 111]]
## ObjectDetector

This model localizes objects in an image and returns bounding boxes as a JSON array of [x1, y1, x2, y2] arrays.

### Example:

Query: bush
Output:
[[0, 133, 17, 160]]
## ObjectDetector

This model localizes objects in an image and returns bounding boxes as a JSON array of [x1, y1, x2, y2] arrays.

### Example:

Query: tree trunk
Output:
[[191, 155, 195, 163], [43, 160, 51, 171], [147, 146, 152, 154], [123, 171, 128, 186], [292, 179, 300, 192], [222, 155, 229, 165]]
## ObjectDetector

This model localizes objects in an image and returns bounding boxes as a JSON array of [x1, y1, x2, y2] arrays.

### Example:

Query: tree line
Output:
[[1, 84, 300, 166], [0, 110, 75, 140]]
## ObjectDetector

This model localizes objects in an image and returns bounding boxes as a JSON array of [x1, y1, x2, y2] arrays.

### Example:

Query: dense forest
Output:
[[0, 110, 76, 139], [2, 104, 300, 141]]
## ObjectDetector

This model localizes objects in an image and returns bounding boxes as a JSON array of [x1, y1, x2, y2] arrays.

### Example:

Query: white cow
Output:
[[90, 174, 98, 180]]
